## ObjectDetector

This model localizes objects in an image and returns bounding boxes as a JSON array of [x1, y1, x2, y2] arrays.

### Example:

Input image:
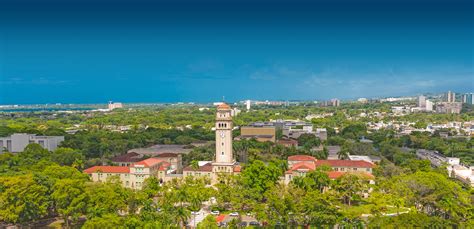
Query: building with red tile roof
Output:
[[155, 152, 183, 173], [314, 160, 374, 168], [85, 157, 173, 190], [84, 166, 130, 174], [84, 166, 131, 187], [288, 155, 317, 161], [134, 158, 163, 167], [110, 152, 143, 166], [284, 155, 375, 184]]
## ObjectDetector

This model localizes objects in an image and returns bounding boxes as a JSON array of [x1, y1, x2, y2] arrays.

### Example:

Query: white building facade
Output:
[[0, 133, 64, 152]]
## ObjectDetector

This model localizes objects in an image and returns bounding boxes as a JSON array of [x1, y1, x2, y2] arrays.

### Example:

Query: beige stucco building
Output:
[[84, 158, 171, 190]]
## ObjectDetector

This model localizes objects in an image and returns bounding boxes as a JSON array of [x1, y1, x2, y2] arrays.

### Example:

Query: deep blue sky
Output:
[[0, 0, 473, 104]]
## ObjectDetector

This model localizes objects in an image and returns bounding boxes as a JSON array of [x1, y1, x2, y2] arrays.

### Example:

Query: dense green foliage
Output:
[[0, 103, 473, 227]]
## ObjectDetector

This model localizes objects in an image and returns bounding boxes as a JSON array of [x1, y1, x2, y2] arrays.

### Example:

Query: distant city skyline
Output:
[[1, 90, 473, 106], [1, 0, 473, 104]]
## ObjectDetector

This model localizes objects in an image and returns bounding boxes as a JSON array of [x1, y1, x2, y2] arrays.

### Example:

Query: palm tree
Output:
[[191, 160, 200, 170], [72, 158, 84, 170], [337, 150, 349, 160]]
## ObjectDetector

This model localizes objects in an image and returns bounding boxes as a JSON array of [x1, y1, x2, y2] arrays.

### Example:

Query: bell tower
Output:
[[214, 103, 233, 163]]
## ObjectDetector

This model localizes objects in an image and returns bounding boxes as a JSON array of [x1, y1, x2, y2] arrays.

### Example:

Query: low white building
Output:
[[0, 133, 64, 152]]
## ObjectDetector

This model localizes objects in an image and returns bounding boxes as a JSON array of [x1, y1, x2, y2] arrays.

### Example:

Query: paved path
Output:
[[188, 209, 210, 228]]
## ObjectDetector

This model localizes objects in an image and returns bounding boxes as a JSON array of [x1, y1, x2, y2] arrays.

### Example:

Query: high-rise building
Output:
[[425, 100, 434, 111], [462, 93, 473, 105], [436, 102, 462, 114], [330, 98, 340, 107], [246, 100, 251, 111], [446, 91, 456, 103], [417, 95, 426, 108]]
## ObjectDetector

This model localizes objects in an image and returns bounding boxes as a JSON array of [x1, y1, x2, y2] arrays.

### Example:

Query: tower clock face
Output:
[[220, 131, 225, 138]]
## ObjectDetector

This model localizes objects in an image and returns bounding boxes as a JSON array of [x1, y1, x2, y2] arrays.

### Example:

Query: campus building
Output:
[[237, 126, 276, 142], [284, 155, 375, 184], [0, 133, 64, 152], [183, 103, 241, 184], [84, 158, 172, 190]]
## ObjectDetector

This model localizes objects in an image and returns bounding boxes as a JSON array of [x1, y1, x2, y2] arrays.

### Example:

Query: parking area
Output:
[[216, 214, 260, 227]]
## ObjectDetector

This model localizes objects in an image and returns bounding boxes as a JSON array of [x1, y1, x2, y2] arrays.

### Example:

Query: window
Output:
[[222, 142, 224, 146], [221, 152, 224, 155], [6, 140, 11, 151]]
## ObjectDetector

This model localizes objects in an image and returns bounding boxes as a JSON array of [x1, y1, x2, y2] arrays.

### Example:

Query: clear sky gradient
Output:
[[0, 0, 473, 104]]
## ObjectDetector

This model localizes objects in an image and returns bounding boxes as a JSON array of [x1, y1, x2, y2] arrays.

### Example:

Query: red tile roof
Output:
[[285, 162, 316, 174], [314, 160, 374, 168], [233, 165, 241, 172], [134, 158, 164, 167], [327, 171, 345, 179], [158, 162, 172, 171], [216, 214, 226, 223], [288, 155, 317, 162], [84, 166, 130, 174], [156, 153, 179, 158], [183, 163, 213, 172], [217, 103, 231, 110], [110, 152, 143, 163]]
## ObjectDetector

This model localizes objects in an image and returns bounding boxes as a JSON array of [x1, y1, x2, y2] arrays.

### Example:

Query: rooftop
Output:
[[155, 152, 179, 158], [110, 152, 143, 163], [288, 155, 317, 162], [134, 158, 164, 167], [217, 103, 231, 110], [183, 162, 213, 172], [314, 160, 375, 168], [285, 162, 316, 174], [84, 166, 130, 174]]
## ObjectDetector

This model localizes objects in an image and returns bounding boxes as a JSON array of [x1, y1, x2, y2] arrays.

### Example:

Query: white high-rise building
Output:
[[417, 95, 426, 108], [446, 91, 456, 103], [246, 100, 251, 111], [425, 100, 434, 111]]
